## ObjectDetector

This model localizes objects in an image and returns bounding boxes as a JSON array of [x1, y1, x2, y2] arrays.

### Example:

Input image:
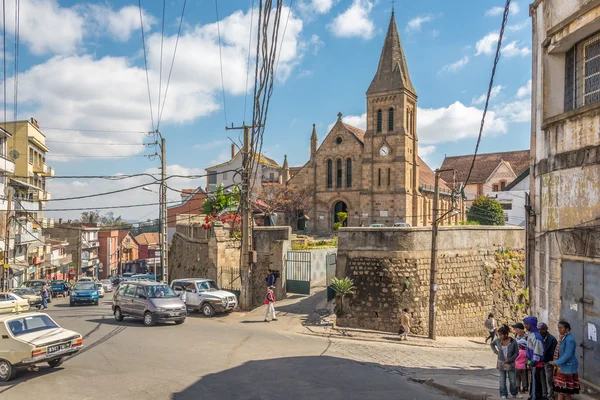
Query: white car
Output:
[[0, 293, 30, 315], [100, 279, 113, 293], [0, 312, 83, 381], [94, 283, 105, 298], [170, 279, 237, 317]]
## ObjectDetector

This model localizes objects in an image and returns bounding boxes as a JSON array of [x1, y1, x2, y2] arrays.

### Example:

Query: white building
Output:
[[205, 144, 282, 196], [485, 169, 529, 226]]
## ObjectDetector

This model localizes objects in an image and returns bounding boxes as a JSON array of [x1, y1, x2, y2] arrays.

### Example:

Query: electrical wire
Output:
[[462, 0, 511, 190], [243, 0, 255, 124], [138, 0, 155, 132], [46, 154, 148, 158], [41, 127, 150, 134], [157, 0, 187, 128], [157, 0, 166, 127], [214, 0, 228, 126], [45, 140, 147, 146]]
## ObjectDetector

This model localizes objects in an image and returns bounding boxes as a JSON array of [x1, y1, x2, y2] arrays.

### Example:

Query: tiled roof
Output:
[[205, 151, 280, 170], [439, 150, 530, 185], [419, 157, 451, 190], [181, 189, 194, 194], [342, 123, 366, 143], [135, 232, 160, 246]]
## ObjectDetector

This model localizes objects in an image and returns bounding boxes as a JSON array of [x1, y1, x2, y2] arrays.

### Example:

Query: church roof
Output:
[[367, 12, 415, 95], [439, 150, 530, 185], [342, 123, 366, 143], [418, 157, 451, 190]]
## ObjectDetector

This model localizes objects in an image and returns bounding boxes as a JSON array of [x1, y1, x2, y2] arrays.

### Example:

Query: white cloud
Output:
[[485, 2, 519, 17], [1, 0, 85, 55], [494, 99, 531, 123], [418, 101, 507, 144], [326, 113, 366, 133], [84, 5, 157, 42], [507, 19, 529, 32], [475, 32, 499, 56], [406, 15, 433, 32], [439, 56, 469, 74], [4, 7, 306, 159], [328, 0, 374, 40], [419, 145, 436, 157], [300, 0, 337, 14], [501, 41, 531, 57], [472, 85, 504, 105], [46, 164, 206, 221], [516, 80, 532, 99]]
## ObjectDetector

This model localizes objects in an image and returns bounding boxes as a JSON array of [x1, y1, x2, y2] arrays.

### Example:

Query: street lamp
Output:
[[142, 186, 157, 194]]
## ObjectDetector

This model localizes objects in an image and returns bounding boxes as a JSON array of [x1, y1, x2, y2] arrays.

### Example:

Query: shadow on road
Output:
[[171, 355, 462, 400], [85, 317, 186, 329], [0, 365, 63, 393]]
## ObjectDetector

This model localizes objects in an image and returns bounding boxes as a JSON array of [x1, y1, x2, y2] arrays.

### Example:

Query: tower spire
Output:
[[367, 12, 415, 96]]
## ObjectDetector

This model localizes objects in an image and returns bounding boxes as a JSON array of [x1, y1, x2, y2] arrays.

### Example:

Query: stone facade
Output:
[[336, 226, 527, 336], [286, 13, 462, 233]]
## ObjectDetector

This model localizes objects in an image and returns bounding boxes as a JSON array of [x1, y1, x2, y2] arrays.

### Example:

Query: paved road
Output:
[[1, 294, 454, 400]]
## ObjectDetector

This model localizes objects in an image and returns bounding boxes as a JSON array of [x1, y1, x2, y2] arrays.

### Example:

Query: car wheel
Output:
[[0, 359, 16, 382], [202, 303, 215, 317], [47, 358, 63, 368], [143, 312, 155, 326], [114, 307, 124, 321]]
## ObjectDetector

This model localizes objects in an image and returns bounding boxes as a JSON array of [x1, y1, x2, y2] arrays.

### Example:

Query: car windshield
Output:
[[7, 314, 59, 337], [13, 288, 36, 296], [146, 285, 177, 298], [74, 282, 96, 290], [23, 281, 43, 289], [197, 280, 219, 291]]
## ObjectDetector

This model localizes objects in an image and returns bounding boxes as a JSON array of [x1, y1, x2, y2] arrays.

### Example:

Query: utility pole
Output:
[[77, 227, 82, 280], [2, 188, 12, 291], [225, 123, 259, 310], [428, 168, 454, 340], [160, 137, 168, 283]]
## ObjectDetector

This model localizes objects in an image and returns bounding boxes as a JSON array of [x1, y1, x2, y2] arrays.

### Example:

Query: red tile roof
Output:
[[135, 232, 160, 246], [439, 150, 530, 184], [419, 156, 451, 190], [342, 123, 366, 143]]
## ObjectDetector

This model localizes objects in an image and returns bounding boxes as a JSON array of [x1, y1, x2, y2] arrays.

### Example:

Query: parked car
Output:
[[10, 288, 42, 309], [20, 280, 52, 304], [50, 280, 69, 297], [393, 222, 411, 227], [369, 223, 385, 227], [95, 282, 105, 298], [0, 293, 30, 314], [0, 312, 83, 381], [170, 279, 238, 317], [70, 281, 100, 306], [101, 279, 113, 293], [112, 281, 186, 326], [77, 277, 96, 283]]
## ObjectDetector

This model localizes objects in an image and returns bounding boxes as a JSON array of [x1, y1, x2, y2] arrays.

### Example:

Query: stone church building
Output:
[[285, 13, 463, 233]]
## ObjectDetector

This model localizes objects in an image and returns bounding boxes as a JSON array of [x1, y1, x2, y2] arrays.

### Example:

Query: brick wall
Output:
[[336, 226, 528, 336]]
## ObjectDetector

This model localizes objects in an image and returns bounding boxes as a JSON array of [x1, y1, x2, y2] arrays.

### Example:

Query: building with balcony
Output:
[[118, 231, 140, 274], [46, 223, 101, 278], [45, 239, 72, 281], [167, 188, 207, 243]]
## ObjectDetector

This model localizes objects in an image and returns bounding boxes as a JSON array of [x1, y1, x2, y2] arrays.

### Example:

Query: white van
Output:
[[170, 279, 238, 317]]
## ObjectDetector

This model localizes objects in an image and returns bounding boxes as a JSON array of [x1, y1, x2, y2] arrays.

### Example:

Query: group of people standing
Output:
[[486, 314, 580, 400]]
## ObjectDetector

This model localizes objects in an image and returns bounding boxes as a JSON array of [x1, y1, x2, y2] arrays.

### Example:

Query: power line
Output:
[[215, 0, 228, 126], [138, 0, 155, 132], [462, 0, 511, 190], [157, 0, 166, 128], [41, 127, 150, 134], [45, 140, 147, 146], [157, 0, 187, 128], [46, 154, 148, 158], [243, 0, 255, 124]]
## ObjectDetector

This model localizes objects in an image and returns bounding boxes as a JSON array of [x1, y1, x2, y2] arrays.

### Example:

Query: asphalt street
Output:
[[0, 294, 455, 400]]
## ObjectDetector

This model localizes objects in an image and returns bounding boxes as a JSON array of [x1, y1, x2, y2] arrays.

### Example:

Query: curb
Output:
[[410, 378, 491, 400], [300, 328, 476, 350]]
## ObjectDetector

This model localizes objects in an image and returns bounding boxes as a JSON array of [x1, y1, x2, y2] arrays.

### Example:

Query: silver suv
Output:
[[112, 281, 186, 326], [171, 279, 238, 317]]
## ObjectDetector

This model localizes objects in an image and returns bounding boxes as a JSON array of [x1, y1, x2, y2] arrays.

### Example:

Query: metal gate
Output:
[[286, 251, 311, 295], [326, 253, 337, 301], [561, 261, 600, 387], [219, 266, 241, 299]]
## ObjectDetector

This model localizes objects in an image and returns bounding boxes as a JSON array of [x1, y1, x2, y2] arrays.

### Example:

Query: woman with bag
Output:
[[550, 321, 580, 400], [491, 325, 521, 399], [264, 285, 277, 322]]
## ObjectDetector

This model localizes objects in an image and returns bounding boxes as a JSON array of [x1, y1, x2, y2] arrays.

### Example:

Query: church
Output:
[[283, 12, 463, 233]]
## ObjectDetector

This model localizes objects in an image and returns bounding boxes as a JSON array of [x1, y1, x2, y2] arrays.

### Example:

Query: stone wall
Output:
[[336, 226, 528, 337], [252, 227, 291, 307]]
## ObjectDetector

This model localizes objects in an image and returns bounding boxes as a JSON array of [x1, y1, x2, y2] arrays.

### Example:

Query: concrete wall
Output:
[[336, 226, 527, 336], [253, 226, 291, 307], [308, 248, 336, 282]]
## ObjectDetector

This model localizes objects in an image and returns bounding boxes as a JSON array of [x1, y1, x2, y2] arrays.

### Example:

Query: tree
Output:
[[467, 196, 505, 226], [330, 277, 355, 316], [80, 211, 100, 224], [256, 183, 320, 230], [202, 184, 240, 215], [255, 184, 288, 226], [100, 212, 121, 226], [333, 212, 347, 230]]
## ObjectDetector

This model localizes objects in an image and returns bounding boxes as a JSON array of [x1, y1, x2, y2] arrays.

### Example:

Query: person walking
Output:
[[491, 325, 521, 399], [266, 270, 276, 287], [485, 313, 497, 343], [515, 339, 529, 395], [524, 316, 545, 400], [264, 285, 277, 322], [41, 283, 49, 310], [398, 308, 411, 340], [538, 322, 558, 400], [550, 321, 580, 400]]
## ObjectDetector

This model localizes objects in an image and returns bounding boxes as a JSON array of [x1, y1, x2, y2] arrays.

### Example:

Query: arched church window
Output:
[[346, 158, 352, 188], [336, 159, 343, 188], [376, 110, 382, 133], [388, 108, 394, 132], [327, 160, 333, 189]]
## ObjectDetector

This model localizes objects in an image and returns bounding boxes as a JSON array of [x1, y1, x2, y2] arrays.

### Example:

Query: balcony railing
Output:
[[82, 240, 99, 249], [15, 230, 42, 244], [33, 163, 54, 177], [0, 154, 15, 174]]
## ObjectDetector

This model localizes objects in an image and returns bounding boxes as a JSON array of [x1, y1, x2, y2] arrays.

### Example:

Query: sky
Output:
[[0, 0, 532, 222]]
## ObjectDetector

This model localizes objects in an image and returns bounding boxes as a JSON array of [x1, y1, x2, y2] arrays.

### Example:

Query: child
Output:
[[515, 338, 529, 394]]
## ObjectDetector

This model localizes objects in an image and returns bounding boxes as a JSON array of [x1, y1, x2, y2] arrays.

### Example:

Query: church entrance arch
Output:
[[333, 201, 348, 226]]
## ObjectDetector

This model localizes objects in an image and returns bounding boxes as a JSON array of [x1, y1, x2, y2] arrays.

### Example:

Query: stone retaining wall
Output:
[[336, 226, 528, 337]]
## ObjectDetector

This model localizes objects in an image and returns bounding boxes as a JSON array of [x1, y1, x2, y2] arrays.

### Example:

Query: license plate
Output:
[[47, 342, 71, 354]]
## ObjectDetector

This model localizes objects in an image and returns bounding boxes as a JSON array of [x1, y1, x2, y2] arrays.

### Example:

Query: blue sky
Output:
[[1, 0, 532, 220]]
